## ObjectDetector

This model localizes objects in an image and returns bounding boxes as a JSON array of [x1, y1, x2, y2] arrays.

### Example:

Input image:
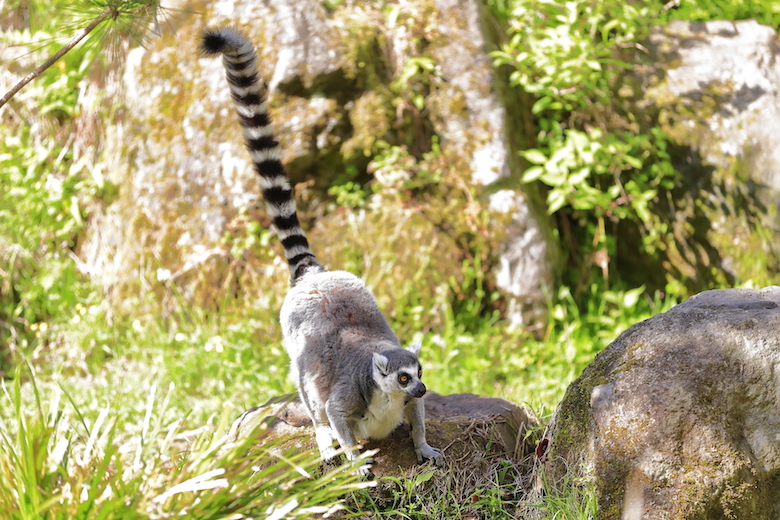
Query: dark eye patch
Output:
[[398, 373, 410, 385]]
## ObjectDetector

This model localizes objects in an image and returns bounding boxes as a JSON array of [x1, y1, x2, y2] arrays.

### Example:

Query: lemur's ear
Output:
[[405, 340, 422, 356], [372, 353, 389, 374]]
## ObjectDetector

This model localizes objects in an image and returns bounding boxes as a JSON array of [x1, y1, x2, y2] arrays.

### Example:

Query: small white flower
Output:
[[205, 335, 224, 353]]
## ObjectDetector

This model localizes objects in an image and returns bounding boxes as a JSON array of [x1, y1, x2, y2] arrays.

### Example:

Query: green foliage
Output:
[[493, 0, 780, 299], [0, 33, 100, 362], [665, 0, 780, 28], [0, 366, 372, 519], [492, 0, 684, 296], [2, 0, 769, 517], [422, 282, 677, 408], [2, 0, 162, 115], [328, 181, 367, 209], [492, 0, 655, 108], [520, 128, 674, 221], [3, 276, 670, 519], [533, 469, 598, 520], [0, 0, 157, 361]]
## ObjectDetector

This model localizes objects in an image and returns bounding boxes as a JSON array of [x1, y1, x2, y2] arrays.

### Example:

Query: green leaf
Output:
[[568, 167, 591, 184], [624, 155, 643, 169], [634, 200, 651, 223], [412, 470, 436, 487], [567, 130, 590, 153], [413, 57, 435, 71], [623, 286, 646, 308], [521, 166, 545, 183], [601, 19, 620, 41], [531, 96, 553, 114], [540, 168, 568, 187], [599, 58, 634, 70], [547, 189, 568, 214], [520, 149, 548, 165]]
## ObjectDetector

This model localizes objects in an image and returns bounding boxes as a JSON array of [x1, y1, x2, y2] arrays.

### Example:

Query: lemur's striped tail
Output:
[[200, 28, 323, 282]]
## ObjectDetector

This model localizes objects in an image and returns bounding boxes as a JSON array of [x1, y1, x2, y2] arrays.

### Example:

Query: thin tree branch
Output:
[[0, 6, 113, 111]]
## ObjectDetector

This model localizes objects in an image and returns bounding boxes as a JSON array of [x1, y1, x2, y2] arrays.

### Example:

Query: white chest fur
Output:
[[353, 391, 406, 441]]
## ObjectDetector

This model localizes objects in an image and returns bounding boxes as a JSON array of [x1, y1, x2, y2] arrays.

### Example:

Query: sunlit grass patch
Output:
[[419, 283, 678, 409], [0, 366, 372, 519]]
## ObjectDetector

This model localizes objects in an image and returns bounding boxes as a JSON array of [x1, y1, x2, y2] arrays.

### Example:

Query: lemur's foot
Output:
[[354, 457, 374, 478], [415, 443, 444, 466]]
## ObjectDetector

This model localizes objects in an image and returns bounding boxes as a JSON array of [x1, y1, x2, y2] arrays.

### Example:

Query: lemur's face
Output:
[[378, 362, 426, 398], [372, 346, 427, 398]]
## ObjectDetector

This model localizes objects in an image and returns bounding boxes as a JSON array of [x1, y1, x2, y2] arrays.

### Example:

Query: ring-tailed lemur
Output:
[[200, 27, 443, 473]]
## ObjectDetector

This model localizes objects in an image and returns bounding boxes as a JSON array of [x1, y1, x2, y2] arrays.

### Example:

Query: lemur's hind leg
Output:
[[313, 423, 338, 463], [325, 401, 373, 475]]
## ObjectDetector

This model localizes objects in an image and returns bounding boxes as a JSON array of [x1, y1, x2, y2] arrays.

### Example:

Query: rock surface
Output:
[[431, 0, 558, 329], [635, 20, 780, 291], [77, 0, 557, 326], [537, 286, 780, 519], [224, 391, 537, 480], [648, 20, 780, 191]]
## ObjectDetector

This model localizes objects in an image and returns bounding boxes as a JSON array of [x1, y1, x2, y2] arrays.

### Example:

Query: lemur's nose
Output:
[[411, 382, 426, 398]]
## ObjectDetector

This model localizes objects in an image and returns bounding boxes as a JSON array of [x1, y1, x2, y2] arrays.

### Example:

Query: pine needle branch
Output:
[[0, 2, 153, 111]]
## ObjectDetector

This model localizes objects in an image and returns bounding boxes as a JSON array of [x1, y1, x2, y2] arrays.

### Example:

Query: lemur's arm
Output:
[[405, 397, 444, 466]]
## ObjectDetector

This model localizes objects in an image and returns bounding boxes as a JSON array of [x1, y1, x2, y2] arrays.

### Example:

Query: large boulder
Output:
[[78, 0, 558, 326], [537, 286, 780, 519], [648, 20, 780, 192], [631, 20, 780, 291]]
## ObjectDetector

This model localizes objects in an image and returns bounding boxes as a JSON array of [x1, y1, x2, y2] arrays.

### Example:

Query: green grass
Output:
[[0, 2, 686, 515], [0, 279, 679, 519], [0, 360, 374, 519], [0, 19, 678, 511]]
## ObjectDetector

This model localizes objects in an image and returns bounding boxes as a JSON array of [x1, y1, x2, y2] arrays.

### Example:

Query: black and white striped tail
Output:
[[200, 28, 322, 282]]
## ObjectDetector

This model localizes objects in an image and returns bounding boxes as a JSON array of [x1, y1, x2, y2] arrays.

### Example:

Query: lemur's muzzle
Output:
[[409, 381, 427, 398]]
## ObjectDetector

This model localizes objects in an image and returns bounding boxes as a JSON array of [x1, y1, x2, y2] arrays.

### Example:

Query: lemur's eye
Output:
[[418, 369, 422, 378], [398, 374, 410, 384]]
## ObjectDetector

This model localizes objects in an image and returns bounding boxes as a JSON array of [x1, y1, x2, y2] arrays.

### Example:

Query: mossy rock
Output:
[[537, 286, 780, 519], [80, 0, 557, 329], [222, 391, 538, 499], [631, 19, 780, 293]]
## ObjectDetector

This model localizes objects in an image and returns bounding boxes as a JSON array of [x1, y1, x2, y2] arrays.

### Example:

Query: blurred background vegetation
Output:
[[0, 0, 779, 517]]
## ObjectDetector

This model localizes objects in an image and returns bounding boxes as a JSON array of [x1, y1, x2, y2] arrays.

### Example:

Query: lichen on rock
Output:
[[640, 19, 780, 292], [538, 286, 780, 519], [80, 0, 558, 329]]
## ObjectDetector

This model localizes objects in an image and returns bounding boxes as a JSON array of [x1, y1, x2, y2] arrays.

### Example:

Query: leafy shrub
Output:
[[665, 0, 780, 28], [491, 0, 684, 299], [492, 0, 780, 302], [0, 30, 101, 367]]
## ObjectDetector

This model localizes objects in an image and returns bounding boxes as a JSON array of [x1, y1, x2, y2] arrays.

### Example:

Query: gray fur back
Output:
[[281, 270, 400, 406]]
